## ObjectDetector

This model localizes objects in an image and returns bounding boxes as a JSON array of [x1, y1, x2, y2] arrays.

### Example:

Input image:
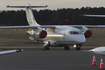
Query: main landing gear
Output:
[[43, 46, 49, 50], [64, 46, 70, 50], [64, 45, 81, 50], [43, 41, 50, 50]]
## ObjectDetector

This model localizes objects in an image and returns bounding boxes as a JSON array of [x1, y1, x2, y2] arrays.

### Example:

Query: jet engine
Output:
[[84, 30, 92, 38], [35, 27, 47, 38], [82, 26, 92, 38], [37, 30, 47, 38]]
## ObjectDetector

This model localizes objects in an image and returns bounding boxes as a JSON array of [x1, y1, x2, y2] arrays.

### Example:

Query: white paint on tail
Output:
[[26, 3, 40, 26]]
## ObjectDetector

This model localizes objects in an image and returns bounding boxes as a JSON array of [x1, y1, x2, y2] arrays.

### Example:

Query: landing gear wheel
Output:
[[43, 46, 49, 50], [43, 41, 50, 50], [64, 46, 70, 50], [75, 47, 80, 50]]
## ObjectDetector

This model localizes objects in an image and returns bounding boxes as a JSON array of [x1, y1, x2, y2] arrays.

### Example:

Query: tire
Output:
[[75, 47, 80, 50], [43, 46, 49, 50], [64, 46, 70, 50]]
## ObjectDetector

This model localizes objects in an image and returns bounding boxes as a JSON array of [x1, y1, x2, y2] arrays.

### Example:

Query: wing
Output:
[[70, 25, 105, 28], [0, 49, 23, 55], [0, 25, 105, 29]]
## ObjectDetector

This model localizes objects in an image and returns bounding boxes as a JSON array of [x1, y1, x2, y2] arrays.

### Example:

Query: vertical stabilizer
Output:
[[26, 3, 40, 26]]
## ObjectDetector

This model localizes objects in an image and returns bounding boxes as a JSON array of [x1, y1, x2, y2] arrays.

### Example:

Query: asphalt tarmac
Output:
[[0, 49, 104, 70]]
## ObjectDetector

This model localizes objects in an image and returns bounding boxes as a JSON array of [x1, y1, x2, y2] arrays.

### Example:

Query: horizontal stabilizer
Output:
[[0, 26, 56, 29], [84, 15, 105, 17], [7, 5, 48, 8]]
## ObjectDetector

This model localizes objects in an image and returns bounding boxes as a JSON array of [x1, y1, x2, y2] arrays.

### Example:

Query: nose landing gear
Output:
[[73, 45, 81, 50], [75, 47, 80, 50]]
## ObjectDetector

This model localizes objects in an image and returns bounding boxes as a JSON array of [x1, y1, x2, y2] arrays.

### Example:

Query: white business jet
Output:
[[0, 3, 94, 50]]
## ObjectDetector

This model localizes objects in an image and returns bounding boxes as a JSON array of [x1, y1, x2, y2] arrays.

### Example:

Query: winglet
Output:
[[16, 49, 23, 52]]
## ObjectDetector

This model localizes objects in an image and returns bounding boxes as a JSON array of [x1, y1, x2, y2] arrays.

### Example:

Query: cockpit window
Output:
[[71, 31, 79, 34], [69, 31, 83, 35], [79, 31, 83, 34]]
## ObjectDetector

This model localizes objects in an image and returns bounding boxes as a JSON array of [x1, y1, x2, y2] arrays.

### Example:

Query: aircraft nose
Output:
[[80, 37, 85, 44], [76, 35, 86, 44]]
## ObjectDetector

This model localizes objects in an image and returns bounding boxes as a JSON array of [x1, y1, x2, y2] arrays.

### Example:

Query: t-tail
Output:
[[7, 3, 48, 26]]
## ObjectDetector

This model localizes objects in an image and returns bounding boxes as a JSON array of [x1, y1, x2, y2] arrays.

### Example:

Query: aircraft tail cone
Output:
[[100, 57, 105, 69], [92, 55, 97, 66]]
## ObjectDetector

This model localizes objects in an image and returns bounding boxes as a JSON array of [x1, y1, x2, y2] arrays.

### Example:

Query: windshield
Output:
[[69, 31, 83, 35]]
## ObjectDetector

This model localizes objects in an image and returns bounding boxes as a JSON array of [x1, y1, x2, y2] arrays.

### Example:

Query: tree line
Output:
[[0, 7, 105, 26]]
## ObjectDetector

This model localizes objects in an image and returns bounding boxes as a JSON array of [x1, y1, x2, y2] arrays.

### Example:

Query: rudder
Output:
[[25, 3, 39, 26]]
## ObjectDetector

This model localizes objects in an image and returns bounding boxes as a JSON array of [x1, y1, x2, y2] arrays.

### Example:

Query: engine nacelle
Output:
[[35, 30, 47, 38], [84, 30, 92, 38], [39, 30, 47, 38]]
